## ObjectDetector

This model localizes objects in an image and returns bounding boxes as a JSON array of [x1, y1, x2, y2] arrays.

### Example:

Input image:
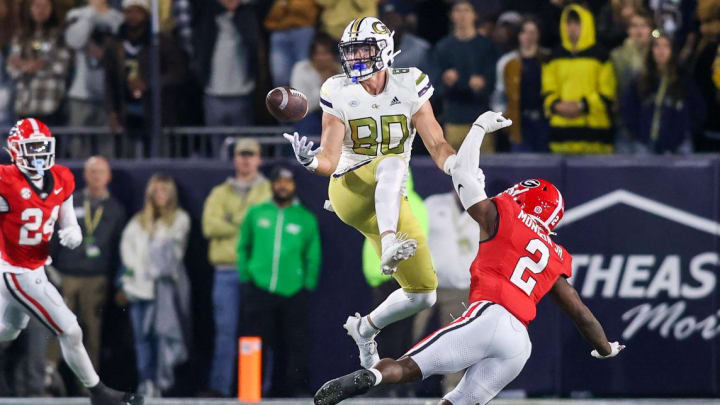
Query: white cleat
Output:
[[379, 233, 417, 275], [343, 313, 380, 369]]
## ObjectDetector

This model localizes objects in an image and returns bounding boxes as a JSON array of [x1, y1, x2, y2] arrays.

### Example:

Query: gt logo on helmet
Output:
[[372, 21, 389, 34]]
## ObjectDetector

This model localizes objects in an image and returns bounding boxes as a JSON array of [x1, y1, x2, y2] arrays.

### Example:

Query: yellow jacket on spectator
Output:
[[265, 0, 319, 31], [202, 176, 272, 266], [542, 4, 616, 154], [316, 0, 378, 40]]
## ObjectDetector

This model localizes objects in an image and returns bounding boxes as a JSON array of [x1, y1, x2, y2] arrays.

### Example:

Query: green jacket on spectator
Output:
[[202, 176, 271, 266], [237, 199, 321, 297]]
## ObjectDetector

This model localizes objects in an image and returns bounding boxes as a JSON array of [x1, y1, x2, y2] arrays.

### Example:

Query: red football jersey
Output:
[[469, 192, 572, 327], [0, 164, 75, 269]]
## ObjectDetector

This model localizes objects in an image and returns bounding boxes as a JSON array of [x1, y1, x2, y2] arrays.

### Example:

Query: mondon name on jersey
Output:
[[319, 67, 434, 183]]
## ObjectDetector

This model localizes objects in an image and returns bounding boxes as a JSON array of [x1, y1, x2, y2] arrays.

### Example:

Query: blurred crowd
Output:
[[0, 0, 718, 155]]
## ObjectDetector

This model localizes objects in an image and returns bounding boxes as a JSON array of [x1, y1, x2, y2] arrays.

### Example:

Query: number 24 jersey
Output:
[[0, 165, 75, 270], [319, 67, 434, 177], [469, 192, 573, 327]]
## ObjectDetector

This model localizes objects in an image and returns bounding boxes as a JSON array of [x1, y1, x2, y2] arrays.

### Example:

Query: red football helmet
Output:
[[505, 179, 565, 232], [6, 118, 55, 173]]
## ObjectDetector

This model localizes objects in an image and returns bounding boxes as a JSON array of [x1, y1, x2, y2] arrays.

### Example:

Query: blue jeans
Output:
[[208, 269, 242, 396], [270, 26, 315, 87], [203, 94, 253, 157], [129, 301, 157, 384], [204, 94, 253, 127]]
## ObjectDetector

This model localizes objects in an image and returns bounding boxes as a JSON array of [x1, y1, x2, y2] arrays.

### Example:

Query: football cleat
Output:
[[379, 232, 417, 275], [90, 382, 144, 405], [314, 369, 376, 405], [343, 313, 380, 369]]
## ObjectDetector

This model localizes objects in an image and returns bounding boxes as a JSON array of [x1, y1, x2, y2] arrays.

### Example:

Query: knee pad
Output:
[[59, 323, 83, 347], [0, 322, 22, 342], [406, 290, 437, 311]]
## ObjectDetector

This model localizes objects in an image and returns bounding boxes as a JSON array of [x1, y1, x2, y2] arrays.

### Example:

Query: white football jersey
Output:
[[319, 67, 434, 179]]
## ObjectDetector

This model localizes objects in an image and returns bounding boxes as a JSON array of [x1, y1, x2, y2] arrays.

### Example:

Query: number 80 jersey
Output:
[[469, 192, 573, 327], [0, 164, 75, 271], [320, 67, 434, 178]]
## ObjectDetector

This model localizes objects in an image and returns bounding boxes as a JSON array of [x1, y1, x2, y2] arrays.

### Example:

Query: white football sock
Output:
[[59, 324, 100, 387], [375, 157, 406, 251], [366, 288, 437, 333], [369, 367, 383, 386]]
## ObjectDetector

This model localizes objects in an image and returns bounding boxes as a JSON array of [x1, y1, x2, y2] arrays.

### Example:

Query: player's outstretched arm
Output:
[[413, 101, 457, 174], [283, 112, 343, 177], [549, 277, 625, 359], [451, 111, 512, 237]]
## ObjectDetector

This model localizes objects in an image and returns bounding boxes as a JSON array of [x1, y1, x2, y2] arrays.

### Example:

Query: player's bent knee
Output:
[[406, 290, 436, 311], [0, 323, 22, 341], [59, 323, 83, 346]]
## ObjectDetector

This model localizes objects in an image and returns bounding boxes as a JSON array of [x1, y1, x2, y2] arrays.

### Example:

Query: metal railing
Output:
[[41, 126, 317, 159]]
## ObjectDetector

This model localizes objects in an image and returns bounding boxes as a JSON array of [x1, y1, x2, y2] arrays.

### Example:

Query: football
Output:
[[265, 86, 308, 122]]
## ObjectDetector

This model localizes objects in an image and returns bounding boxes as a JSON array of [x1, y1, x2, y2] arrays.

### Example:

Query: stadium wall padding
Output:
[[61, 155, 720, 397]]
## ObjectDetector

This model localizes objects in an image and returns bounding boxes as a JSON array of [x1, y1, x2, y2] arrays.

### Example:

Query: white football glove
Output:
[[591, 341, 626, 359], [58, 225, 82, 249], [473, 111, 512, 133], [283, 131, 322, 171]]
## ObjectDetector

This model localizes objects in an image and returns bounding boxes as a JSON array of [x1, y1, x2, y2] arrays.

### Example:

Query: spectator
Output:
[[432, 0, 497, 151], [360, 171, 426, 398], [0, 0, 15, 127], [611, 11, 653, 153], [492, 16, 550, 152], [239, 167, 321, 397], [120, 174, 191, 397], [201, 138, 271, 398], [412, 190, 477, 394], [492, 11, 522, 55], [620, 32, 705, 153], [49, 156, 126, 376], [611, 11, 654, 104], [596, 0, 643, 49], [6, 0, 70, 124], [649, 0, 697, 50], [157, 0, 194, 55], [542, 4, 616, 154], [171, 0, 194, 58], [290, 33, 340, 136], [104, 0, 187, 156], [693, 1, 720, 151], [196, 0, 262, 127], [380, 4, 431, 70], [264, 0, 318, 87], [316, 0, 378, 40], [64, 0, 122, 127]]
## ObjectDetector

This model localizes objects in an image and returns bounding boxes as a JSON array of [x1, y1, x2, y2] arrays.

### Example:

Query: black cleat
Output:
[[90, 382, 144, 405], [314, 369, 376, 405]]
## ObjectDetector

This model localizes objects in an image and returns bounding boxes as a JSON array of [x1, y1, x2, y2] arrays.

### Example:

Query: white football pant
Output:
[[0, 267, 100, 387], [406, 301, 531, 405]]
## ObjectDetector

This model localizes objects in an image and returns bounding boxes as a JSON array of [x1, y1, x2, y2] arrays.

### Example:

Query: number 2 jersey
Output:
[[319, 67, 434, 183], [469, 192, 573, 327], [0, 164, 75, 271]]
